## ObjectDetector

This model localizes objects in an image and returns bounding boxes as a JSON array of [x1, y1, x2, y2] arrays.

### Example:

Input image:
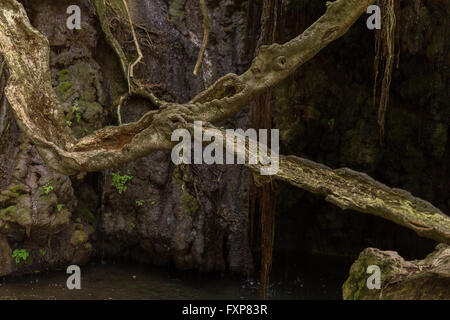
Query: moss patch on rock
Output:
[[343, 245, 450, 300]]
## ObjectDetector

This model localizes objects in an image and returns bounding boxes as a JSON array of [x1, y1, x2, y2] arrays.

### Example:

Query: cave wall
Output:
[[99, 0, 253, 273], [273, 0, 448, 259], [1, 0, 253, 276]]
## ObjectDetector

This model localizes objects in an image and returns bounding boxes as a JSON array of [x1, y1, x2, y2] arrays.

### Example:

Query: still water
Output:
[[0, 255, 352, 300]]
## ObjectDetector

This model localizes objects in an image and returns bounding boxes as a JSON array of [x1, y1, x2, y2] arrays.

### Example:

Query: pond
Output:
[[0, 254, 353, 300]]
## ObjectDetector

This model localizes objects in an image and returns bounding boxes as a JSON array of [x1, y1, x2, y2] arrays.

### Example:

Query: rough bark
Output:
[[1, 0, 450, 246]]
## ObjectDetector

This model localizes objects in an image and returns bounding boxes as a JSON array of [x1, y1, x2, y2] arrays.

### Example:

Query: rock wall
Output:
[[273, 0, 448, 259], [98, 0, 253, 273], [1, 0, 253, 276], [0, 0, 448, 287]]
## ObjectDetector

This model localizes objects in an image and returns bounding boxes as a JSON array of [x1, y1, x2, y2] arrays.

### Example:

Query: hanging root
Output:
[[113, 93, 130, 125], [93, 0, 163, 125], [193, 0, 211, 76], [257, 179, 276, 300], [121, 0, 144, 93], [248, 0, 279, 300], [0, 57, 5, 77], [373, 0, 397, 138]]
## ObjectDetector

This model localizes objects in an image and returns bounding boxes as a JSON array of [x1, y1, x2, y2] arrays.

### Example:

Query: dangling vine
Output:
[[193, 0, 211, 76], [373, 0, 399, 138], [93, 0, 164, 125], [247, 0, 280, 300]]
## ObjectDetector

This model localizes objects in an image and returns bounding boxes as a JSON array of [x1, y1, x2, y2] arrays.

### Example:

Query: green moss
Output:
[[73, 61, 92, 79], [0, 206, 17, 219], [9, 185, 27, 195], [169, 0, 187, 31], [343, 251, 395, 300], [57, 69, 70, 82], [57, 82, 72, 94], [80, 93, 93, 101], [70, 229, 88, 246], [182, 191, 199, 215], [80, 207, 95, 225], [172, 167, 199, 214], [38, 194, 54, 207], [1, 190, 20, 199], [172, 166, 199, 214], [173, 166, 183, 184], [0, 195, 9, 206], [0, 204, 32, 228], [56, 61, 107, 139]]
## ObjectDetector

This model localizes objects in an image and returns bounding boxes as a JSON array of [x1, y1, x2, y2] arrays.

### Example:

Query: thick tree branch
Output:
[[208, 129, 450, 245], [2, 0, 450, 245], [253, 155, 450, 245]]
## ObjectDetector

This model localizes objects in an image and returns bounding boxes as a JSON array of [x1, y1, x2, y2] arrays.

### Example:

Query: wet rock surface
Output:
[[0, 136, 93, 275], [99, 0, 253, 273], [273, 0, 448, 259], [1, 0, 252, 276]]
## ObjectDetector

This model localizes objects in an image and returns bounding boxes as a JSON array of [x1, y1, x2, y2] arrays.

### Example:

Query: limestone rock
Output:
[[343, 244, 450, 299]]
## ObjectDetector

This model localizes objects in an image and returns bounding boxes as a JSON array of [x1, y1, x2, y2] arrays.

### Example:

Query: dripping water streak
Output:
[[0, 95, 8, 135]]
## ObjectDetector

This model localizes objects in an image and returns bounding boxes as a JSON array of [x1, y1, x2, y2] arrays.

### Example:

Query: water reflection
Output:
[[0, 254, 353, 300]]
